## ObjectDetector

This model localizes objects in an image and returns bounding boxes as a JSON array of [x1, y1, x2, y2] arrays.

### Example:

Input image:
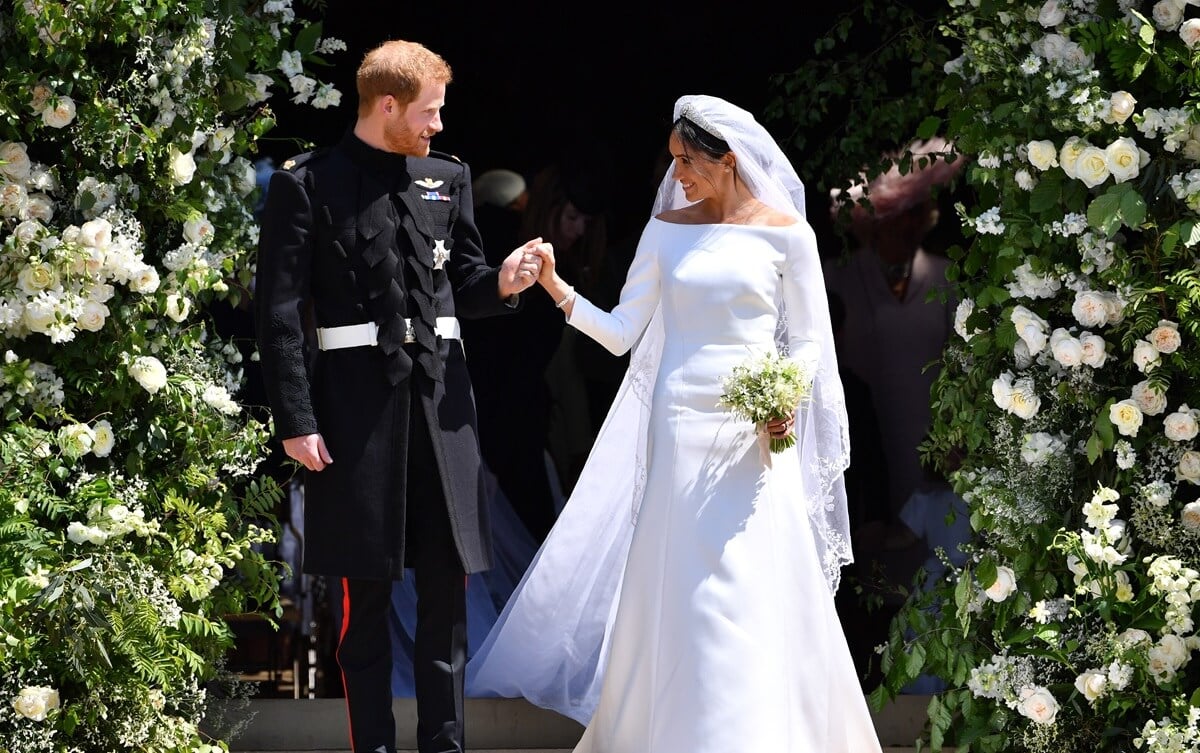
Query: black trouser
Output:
[[337, 391, 467, 753]]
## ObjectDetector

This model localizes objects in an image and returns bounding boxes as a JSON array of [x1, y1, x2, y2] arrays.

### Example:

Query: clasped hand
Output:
[[498, 238, 552, 298], [765, 415, 795, 441]]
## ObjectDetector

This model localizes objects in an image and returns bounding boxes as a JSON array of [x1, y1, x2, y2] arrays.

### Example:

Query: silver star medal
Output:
[[432, 239, 450, 270]]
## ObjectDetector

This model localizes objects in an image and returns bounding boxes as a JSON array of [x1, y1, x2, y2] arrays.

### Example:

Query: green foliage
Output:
[[0, 2, 341, 751], [775, 1, 1200, 750]]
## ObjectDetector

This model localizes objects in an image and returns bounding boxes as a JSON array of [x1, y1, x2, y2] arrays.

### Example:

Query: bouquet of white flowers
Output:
[[718, 351, 813, 453]]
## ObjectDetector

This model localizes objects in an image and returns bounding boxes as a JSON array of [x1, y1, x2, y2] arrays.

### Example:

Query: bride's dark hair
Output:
[[672, 116, 730, 160]]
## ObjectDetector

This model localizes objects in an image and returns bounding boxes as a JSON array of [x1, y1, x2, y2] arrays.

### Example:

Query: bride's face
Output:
[[669, 132, 725, 203]]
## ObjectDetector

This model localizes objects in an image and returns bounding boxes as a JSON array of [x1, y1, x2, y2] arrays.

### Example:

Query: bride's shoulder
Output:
[[757, 207, 801, 227], [654, 206, 706, 225]]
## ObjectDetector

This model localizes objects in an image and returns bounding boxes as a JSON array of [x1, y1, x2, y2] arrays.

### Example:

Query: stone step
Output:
[[218, 694, 929, 751]]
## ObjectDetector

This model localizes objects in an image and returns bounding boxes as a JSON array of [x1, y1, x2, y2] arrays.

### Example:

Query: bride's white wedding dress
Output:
[[466, 217, 882, 753]]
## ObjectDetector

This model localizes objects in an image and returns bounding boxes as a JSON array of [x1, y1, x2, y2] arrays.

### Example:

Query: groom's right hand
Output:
[[283, 433, 333, 472]]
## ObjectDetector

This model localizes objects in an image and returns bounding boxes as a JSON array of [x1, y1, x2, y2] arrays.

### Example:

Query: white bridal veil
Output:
[[465, 94, 854, 723]]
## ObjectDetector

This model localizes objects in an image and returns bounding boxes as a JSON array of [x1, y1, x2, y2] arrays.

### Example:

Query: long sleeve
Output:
[[254, 169, 318, 439], [446, 160, 512, 319], [566, 220, 661, 356], [780, 220, 827, 376]]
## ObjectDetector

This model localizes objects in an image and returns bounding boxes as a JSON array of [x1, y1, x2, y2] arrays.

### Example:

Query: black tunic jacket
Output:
[[255, 132, 516, 578]]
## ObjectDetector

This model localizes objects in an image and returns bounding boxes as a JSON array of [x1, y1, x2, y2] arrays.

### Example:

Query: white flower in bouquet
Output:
[[17, 262, 60, 296], [128, 355, 168, 394], [1008, 376, 1041, 419], [79, 216, 113, 249], [0, 180, 28, 217], [168, 146, 197, 186], [127, 263, 160, 294], [954, 298, 978, 340], [24, 190, 53, 221], [1037, 0, 1066, 27], [182, 214, 215, 245], [1132, 380, 1168, 416], [1021, 431, 1065, 464], [311, 82, 342, 110], [1115, 440, 1137, 470], [75, 300, 109, 332], [1072, 290, 1110, 328], [246, 72, 274, 104], [58, 422, 94, 459], [718, 351, 813, 453], [66, 520, 108, 546], [1147, 635, 1189, 683], [278, 48, 303, 77], [12, 685, 60, 721], [1076, 145, 1112, 187], [1106, 91, 1137, 124], [1133, 339, 1162, 373], [1017, 685, 1059, 724], [1184, 19, 1200, 49], [165, 293, 191, 322], [1106, 137, 1143, 183], [91, 419, 115, 457], [1148, 320, 1182, 354], [984, 565, 1018, 602], [41, 95, 76, 129], [1027, 140, 1056, 171], [992, 371, 1016, 411], [1178, 450, 1200, 484], [1074, 669, 1108, 703], [1079, 332, 1108, 367], [1152, 0, 1184, 31], [1110, 399, 1144, 436], [202, 383, 240, 415], [0, 140, 32, 180], [1164, 405, 1200, 442], [1049, 328, 1082, 367], [1182, 501, 1200, 531], [1060, 136, 1090, 179]]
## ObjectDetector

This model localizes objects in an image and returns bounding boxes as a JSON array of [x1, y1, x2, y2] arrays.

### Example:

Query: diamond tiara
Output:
[[676, 102, 723, 141]]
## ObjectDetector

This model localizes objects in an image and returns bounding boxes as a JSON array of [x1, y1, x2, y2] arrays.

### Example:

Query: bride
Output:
[[466, 94, 882, 753]]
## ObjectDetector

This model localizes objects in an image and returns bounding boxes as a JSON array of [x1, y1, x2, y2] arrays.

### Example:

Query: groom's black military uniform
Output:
[[255, 131, 518, 753]]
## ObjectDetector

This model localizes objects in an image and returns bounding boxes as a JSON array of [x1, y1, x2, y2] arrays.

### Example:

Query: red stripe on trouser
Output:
[[339, 577, 355, 750]]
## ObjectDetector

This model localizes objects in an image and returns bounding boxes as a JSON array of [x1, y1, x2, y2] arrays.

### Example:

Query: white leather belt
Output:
[[315, 317, 461, 350]]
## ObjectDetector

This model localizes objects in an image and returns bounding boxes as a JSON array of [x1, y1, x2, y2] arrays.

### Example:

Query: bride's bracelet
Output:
[[554, 286, 576, 310]]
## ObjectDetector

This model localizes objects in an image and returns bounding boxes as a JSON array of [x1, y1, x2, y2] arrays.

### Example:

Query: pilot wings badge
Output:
[[415, 177, 444, 189]]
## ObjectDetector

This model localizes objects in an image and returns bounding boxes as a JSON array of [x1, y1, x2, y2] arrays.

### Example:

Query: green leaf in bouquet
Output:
[[1119, 188, 1147, 229], [293, 21, 323, 56], [1088, 190, 1123, 237], [1029, 171, 1063, 214]]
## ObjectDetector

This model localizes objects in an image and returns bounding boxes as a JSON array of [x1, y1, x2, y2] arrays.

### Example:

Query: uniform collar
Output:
[[340, 130, 411, 184]]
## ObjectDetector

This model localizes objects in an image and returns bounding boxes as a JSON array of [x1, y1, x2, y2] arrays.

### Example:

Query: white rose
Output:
[[75, 300, 109, 332], [41, 96, 76, 128], [0, 181, 28, 217], [165, 293, 191, 322], [1072, 290, 1109, 328], [1131, 380, 1168, 416], [1038, 0, 1066, 26], [1106, 138, 1142, 183], [182, 215, 215, 245], [0, 141, 32, 181], [230, 156, 257, 196], [1153, 0, 1184, 30], [1107, 91, 1137, 124], [1017, 685, 1059, 724], [992, 371, 1015, 410], [1027, 139, 1059, 170], [12, 686, 59, 721], [1100, 292, 1126, 324], [168, 146, 197, 186], [91, 419, 115, 457], [1182, 501, 1200, 530], [1050, 329, 1083, 368], [1079, 332, 1108, 367], [1074, 670, 1108, 702], [17, 262, 59, 296], [1177, 449, 1200, 483], [1133, 339, 1161, 373], [1075, 146, 1111, 188], [1009, 377, 1042, 419], [128, 355, 168, 394], [78, 217, 113, 249], [1149, 320, 1182, 353], [128, 264, 160, 294], [1181, 18, 1200, 47], [984, 565, 1018, 602], [58, 422, 94, 459], [1165, 406, 1200, 442], [954, 298, 977, 340], [24, 192, 53, 222], [1110, 399, 1144, 437], [22, 294, 57, 333], [1155, 634, 1189, 669], [1059, 137, 1089, 180]]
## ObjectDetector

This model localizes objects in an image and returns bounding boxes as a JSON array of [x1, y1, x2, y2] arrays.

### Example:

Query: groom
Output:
[[254, 39, 544, 753]]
